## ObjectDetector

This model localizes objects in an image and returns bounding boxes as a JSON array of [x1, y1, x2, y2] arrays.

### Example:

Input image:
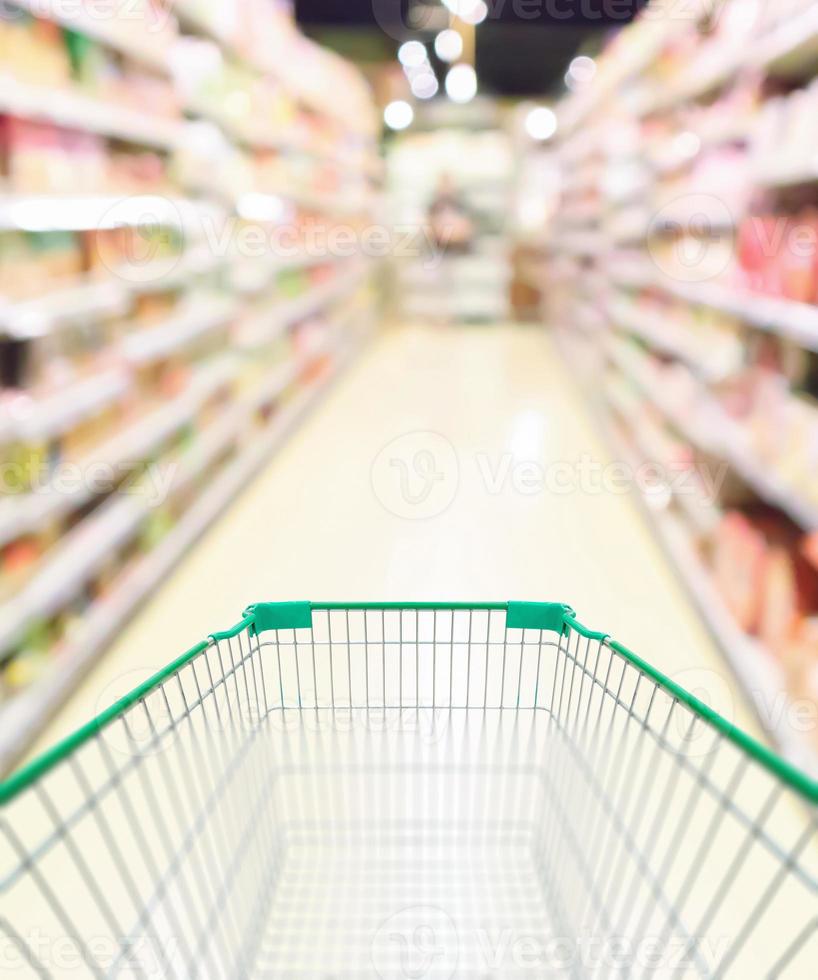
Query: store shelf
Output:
[[173, 0, 237, 53], [12, 369, 132, 442], [612, 261, 818, 355], [611, 419, 818, 778], [122, 296, 238, 365], [0, 75, 181, 149], [260, 262, 368, 329], [654, 61, 738, 115], [0, 355, 238, 550], [0, 329, 366, 774], [9, 0, 174, 76], [130, 248, 229, 293], [606, 336, 818, 532], [602, 381, 721, 536], [754, 5, 818, 76], [282, 187, 378, 219], [230, 252, 334, 297], [0, 279, 129, 339], [0, 280, 370, 658], [608, 296, 738, 382], [558, 327, 818, 778], [0, 495, 143, 656], [554, 232, 606, 258], [0, 194, 221, 233], [0, 0, 378, 775], [0, 248, 229, 339]]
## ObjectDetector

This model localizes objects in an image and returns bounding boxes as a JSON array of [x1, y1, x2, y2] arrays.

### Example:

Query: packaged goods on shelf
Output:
[[0, 0, 379, 768], [546, 0, 818, 773]]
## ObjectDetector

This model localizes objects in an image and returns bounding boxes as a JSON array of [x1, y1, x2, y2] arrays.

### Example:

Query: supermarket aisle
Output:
[[31, 323, 758, 757]]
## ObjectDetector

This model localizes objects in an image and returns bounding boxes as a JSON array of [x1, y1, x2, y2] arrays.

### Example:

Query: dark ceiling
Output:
[[294, 0, 646, 96]]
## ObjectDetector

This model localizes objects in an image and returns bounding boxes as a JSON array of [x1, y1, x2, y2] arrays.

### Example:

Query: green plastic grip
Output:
[[248, 601, 313, 634], [506, 601, 572, 632]]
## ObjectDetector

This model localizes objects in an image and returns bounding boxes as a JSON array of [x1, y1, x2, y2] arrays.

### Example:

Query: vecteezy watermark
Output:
[[94, 667, 180, 761], [370, 0, 713, 41], [647, 192, 818, 284], [372, 906, 458, 980], [1, 929, 185, 975], [97, 196, 185, 284], [99, 195, 451, 285], [0, 0, 175, 31], [0, 459, 175, 507], [647, 193, 735, 284], [267, 696, 452, 745], [370, 432, 729, 521], [370, 911, 731, 977], [199, 215, 445, 265], [669, 666, 736, 760], [371, 431, 460, 521], [473, 452, 728, 502], [472, 928, 731, 973]]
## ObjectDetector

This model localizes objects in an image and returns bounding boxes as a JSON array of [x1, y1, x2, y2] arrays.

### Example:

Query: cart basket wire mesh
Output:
[[1, 601, 817, 979]]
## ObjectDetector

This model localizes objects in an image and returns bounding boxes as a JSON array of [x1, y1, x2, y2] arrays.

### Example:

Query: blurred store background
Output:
[[4, 0, 818, 789]]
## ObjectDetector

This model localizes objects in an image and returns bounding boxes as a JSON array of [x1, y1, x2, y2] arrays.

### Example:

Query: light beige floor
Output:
[[32, 323, 757, 756]]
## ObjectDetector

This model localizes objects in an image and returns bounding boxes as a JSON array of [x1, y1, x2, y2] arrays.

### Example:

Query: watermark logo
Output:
[[371, 431, 460, 520], [669, 666, 735, 760], [0, 458, 175, 507], [372, 906, 458, 980], [0, 0, 175, 32], [95, 668, 178, 760], [370, 0, 709, 42], [647, 193, 735, 283], [97, 196, 184, 284], [371, 433, 727, 521]]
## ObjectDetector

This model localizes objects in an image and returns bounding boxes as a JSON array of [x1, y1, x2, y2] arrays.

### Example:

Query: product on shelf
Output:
[[549, 0, 818, 773], [0, 0, 377, 747]]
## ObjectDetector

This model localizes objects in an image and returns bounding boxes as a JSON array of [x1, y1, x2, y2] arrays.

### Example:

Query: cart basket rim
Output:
[[1, 600, 816, 806]]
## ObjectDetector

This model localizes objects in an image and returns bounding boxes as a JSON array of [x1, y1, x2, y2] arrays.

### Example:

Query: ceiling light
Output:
[[411, 71, 439, 100], [567, 55, 596, 85], [524, 106, 557, 141], [459, 0, 488, 25], [443, 0, 488, 24], [445, 64, 477, 103], [434, 29, 463, 63], [384, 99, 414, 130], [397, 40, 427, 68]]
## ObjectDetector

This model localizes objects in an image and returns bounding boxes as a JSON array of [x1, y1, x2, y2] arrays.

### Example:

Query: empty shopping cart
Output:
[[1, 601, 816, 978]]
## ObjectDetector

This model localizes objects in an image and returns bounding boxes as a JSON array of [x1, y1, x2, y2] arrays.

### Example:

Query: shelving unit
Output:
[[10, 0, 175, 74], [548, 0, 818, 776], [0, 75, 183, 149], [0, 319, 371, 773], [0, 0, 380, 768]]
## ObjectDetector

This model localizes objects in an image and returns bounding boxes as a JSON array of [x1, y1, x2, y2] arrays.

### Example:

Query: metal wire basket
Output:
[[1, 601, 816, 979]]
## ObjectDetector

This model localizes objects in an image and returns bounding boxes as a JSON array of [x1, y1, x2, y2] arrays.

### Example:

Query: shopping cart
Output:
[[1, 602, 816, 979]]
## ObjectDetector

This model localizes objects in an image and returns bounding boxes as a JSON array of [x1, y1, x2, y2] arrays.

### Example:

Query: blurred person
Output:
[[426, 173, 475, 324], [428, 172, 474, 255]]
